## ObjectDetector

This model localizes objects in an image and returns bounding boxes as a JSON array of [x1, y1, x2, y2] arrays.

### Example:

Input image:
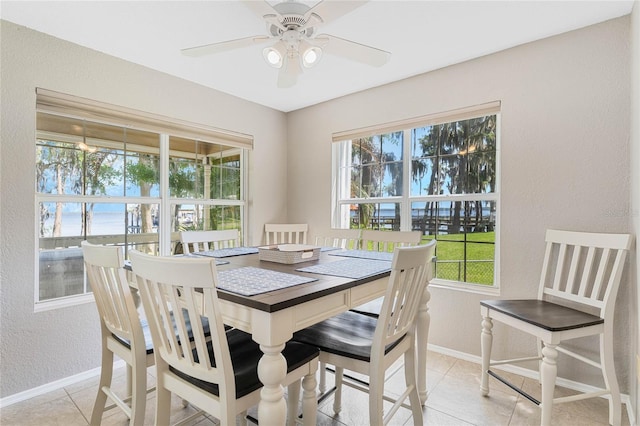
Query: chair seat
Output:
[[171, 329, 319, 399], [293, 310, 405, 362], [113, 313, 218, 354], [480, 299, 604, 332]]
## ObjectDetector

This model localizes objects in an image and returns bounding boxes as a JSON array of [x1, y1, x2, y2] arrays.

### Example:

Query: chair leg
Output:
[[540, 343, 558, 426], [319, 361, 327, 394], [601, 332, 621, 425], [301, 371, 318, 426], [286, 380, 301, 426], [368, 366, 385, 426], [154, 376, 172, 426], [404, 349, 424, 425], [91, 344, 113, 426], [130, 354, 148, 426], [333, 366, 343, 414], [480, 315, 493, 396]]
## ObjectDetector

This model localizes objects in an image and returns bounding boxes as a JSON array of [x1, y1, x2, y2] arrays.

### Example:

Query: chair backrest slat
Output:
[[181, 229, 241, 254], [361, 230, 422, 252], [577, 246, 597, 297], [590, 248, 611, 300], [264, 223, 308, 245], [313, 228, 360, 250], [540, 229, 632, 318], [130, 251, 233, 392]]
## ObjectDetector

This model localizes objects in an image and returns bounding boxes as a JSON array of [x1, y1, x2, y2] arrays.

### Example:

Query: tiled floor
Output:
[[0, 350, 631, 426]]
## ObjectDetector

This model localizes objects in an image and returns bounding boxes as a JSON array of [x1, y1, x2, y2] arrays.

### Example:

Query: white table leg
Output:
[[257, 343, 287, 426], [417, 286, 431, 404]]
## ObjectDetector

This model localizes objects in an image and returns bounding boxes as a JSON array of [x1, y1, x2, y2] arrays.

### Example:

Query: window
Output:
[[36, 89, 251, 305], [332, 102, 499, 288]]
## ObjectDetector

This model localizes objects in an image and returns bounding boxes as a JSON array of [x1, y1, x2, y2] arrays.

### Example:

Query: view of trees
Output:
[[348, 115, 496, 235], [36, 115, 243, 239]]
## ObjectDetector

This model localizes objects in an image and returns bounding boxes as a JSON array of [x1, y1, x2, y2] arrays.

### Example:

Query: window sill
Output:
[[429, 278, 500, 296], [34, 293, 94, 313]]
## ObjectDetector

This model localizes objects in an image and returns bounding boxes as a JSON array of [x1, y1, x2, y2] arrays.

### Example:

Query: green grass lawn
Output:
[[422, 232, 495, 285]]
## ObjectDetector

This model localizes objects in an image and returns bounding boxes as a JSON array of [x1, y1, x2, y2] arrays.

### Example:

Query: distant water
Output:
[[41, 211, 134, 237]]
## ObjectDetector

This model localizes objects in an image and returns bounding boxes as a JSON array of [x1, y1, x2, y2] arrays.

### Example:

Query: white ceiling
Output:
[[1, 0, 634, 112]]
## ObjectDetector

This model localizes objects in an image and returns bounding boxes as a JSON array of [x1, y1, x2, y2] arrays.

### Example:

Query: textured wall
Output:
[[287, 17, 633, 391], [0, 20, 288, 398]]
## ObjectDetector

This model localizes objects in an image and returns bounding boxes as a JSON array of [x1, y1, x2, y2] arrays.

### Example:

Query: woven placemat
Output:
[[296, 258, 391, 279], [217, 266, 317, 296], [191, 247, 259, 258], [329, 249, 393, 262]]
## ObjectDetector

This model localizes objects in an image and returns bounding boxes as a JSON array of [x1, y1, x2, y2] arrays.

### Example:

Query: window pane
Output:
[[381, 131, 403, 161], [382, 162, 402, 197], [36, 139, 83, 195], [125, 129, 160, 197], [467, 152, 496, 194], [361, 165, 381, 198], [411, 126, 437, 157], [411, 157, 437, 196]]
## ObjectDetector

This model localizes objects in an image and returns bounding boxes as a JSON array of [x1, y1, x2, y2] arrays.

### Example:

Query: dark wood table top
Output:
[[214, 250, 391, 313]]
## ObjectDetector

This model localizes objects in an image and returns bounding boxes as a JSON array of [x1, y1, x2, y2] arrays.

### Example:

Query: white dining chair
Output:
[[480, 229, 633, 426], [293, 241, 436, 426], [129, 250, 319, 426], [180, 229, 241, 255], [264, 223, 308, 245], [81, 241, 155, 426], [351, 229, 423, 317], [313, 228, 361, 250]]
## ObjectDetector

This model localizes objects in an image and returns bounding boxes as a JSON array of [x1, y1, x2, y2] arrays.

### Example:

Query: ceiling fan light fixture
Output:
[[263, 46, 284, 68], [301, 44, 322, 68]]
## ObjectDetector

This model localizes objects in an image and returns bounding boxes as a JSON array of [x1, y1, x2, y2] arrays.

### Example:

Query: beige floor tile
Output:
[[1, 394, 88, 426], [421, 406, 476, 426], [426, 372, 517, 426], [6, 351, 629, 426], [510, 377, 631, 426]]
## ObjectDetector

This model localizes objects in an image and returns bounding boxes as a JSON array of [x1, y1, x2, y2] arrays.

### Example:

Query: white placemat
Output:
[[329, 249, 394, 262], [217, 266, 317, 296], [296, 258, 391, 279], [191, 247, 259, 258]]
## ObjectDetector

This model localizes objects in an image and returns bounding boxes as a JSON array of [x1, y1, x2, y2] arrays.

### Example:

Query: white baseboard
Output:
[[428, 343, 637, 426], [0, 360, 125, 409]]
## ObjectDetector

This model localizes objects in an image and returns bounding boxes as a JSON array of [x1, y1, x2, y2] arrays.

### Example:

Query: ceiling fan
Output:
[[181, 0, 391, 88]]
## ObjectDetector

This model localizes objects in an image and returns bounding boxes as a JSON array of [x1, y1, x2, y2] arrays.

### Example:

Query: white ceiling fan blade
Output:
[[243, 0, 282, 20], [305, 1, 368, 24], [315, 34, 390, 67], [277, 56, 302, 88], [181, 36, 270, 57]]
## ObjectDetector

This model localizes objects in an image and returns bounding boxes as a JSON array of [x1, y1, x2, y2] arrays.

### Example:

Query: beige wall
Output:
[[288, 17, 633, 392], [0, 20, 288, 398], [631, 0, 640, 420]]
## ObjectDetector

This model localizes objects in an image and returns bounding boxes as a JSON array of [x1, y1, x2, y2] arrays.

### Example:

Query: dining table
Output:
[[133, 246, 433, 426]]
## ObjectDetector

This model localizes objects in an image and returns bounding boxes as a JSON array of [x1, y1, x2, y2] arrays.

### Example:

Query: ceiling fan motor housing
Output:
[[269, 1, 315, 37]]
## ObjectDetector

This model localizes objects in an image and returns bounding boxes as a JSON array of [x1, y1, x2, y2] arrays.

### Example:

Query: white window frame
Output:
[[35, 89, 251, 311], [332, 102, 500, 294]]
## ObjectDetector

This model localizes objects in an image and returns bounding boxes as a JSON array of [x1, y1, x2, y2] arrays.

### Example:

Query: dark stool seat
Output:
[[293, 310, 404, 362], [171, 329, 319, 398], [480, 299, 603, 332]]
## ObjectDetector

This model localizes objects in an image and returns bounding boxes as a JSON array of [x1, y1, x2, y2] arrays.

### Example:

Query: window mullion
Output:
[[159, 133, 171, 256]]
